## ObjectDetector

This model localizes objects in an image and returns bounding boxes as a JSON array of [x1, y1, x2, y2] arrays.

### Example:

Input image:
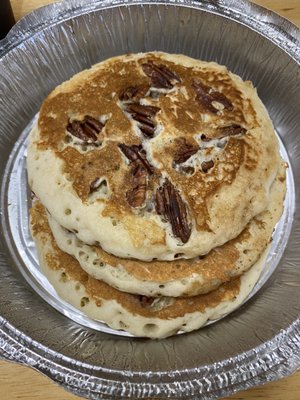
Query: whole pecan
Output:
[[119, 143, 154, 208], [155, 178, 191, 243], [192, 80, 233, 114], [173, 138, 199, 164], [126, 164, 147, 208], [119, 85, 149, 102], [142, 62, 181, 89], [67, 116, 104, 143], [125, 103, 160, 138]]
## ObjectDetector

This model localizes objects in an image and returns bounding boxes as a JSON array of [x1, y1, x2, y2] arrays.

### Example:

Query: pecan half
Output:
[[192, 80, 233, 114], [126, 164, 147, 208], [67, 116, 104, 143], [173, 138, 199, 164], [155, 179, 191, 243], [118, 143, 154, 174], [119, 85, 149, 102], [201, 160, 214, 173], [138, 295, 155, 307], [142, 62, 181, 89], [126, 103, 160, 138]]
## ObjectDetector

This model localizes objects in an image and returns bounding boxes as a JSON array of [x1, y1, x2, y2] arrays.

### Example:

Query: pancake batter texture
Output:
[[27, 52, 286, 338]]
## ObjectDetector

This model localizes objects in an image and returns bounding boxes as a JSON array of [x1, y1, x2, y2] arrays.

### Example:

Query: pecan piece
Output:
[[138, 295, 155, 307], [126, 164, 147, 208], [192, 80, 233, 114], [119, 85, 149, 102], [217, 124, 247, 137], [67, 116, 104, 143], [142, 62, 181, 89], [125, 103, 160, 138], [30, 191, 38, 201], [173, 138, 199, 164], [155, 179, 191, 243], [201, 160, 214, 173], [89, 178, 108, 194], [200, 125, 246, 142], [200, 134, 211, 142], [90, 177, 102, 192], [181, 166, 195, 175], [118, 143, 154, 174]]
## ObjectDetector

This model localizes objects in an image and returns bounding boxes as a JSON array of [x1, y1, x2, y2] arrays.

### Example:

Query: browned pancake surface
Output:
[[37, 53, 261, 231]]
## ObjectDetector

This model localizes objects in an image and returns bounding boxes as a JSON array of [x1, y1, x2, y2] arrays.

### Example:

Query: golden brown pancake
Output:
[[27, 52, 282, 261], [30, 202, 267, 339], [46, 159, 285, 297]]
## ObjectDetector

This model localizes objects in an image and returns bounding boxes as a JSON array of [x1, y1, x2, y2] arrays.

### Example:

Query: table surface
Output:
[[1, 1, 299, 399]]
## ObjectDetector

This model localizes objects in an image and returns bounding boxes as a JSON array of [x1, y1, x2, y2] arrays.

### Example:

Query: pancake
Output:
[[27, 52, 281, 261], [30, 202, 267, 339], [47, 160, 286, 297]]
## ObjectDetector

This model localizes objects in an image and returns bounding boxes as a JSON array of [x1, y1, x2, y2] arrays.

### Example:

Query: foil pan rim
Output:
[[0, 0, 299, 62], [0, 0, 299, 398], [1, 317, 300, 398]]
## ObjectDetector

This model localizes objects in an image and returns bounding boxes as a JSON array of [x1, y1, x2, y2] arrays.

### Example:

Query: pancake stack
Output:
[[27, 52, 286, 339]]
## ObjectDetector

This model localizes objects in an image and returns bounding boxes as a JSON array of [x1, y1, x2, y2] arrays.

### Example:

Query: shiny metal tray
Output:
[[0, 1, 299, 399]]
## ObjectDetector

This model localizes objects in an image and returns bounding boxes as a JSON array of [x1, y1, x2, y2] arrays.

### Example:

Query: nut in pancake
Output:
[[27, 52, 281, 261]]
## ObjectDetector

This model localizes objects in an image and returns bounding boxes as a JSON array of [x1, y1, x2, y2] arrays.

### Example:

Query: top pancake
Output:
[[27, 52, 281, 261]]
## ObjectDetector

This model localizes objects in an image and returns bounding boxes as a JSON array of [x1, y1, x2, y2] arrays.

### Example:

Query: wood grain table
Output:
[[1, 1, 299, 399]]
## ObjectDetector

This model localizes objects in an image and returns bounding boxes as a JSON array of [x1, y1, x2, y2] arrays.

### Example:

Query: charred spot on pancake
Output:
[[125, 103, 160, 138], [192, 79, 233, 114], [173, 138, 199, 164], [141, 61, 181, 89], [201, 160, 214, 173], [119, 84, 150, 102], [118, 143, 154, 174], [126, 163, 148, 208], [66, 116, 104, 143], [155, 178, 191, 243]]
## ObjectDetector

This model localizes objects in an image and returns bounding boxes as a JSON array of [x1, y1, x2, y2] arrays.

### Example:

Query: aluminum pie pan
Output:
[[0, 0, 299, 399]]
